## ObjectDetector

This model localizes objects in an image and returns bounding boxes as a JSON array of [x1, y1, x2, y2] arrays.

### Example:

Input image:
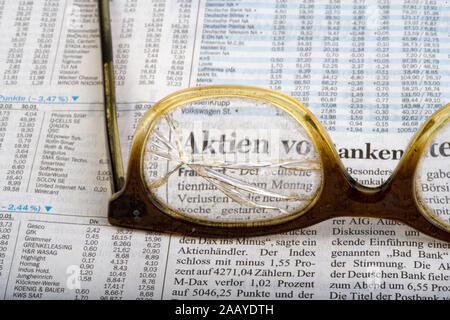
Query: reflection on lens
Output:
[[415, 121, 450, 229], [142, 97, 322, 225]]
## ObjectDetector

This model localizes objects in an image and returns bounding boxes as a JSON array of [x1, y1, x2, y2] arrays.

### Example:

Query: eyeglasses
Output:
[[98, 0, 450, 242]]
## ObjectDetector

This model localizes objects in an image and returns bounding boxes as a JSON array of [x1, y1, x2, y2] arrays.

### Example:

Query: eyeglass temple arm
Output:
[[98, 0, 125, 193]]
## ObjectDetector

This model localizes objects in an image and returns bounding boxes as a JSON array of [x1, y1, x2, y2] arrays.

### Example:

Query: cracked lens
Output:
[[415, 121, 450, 228], [142, 97, 322, 224]]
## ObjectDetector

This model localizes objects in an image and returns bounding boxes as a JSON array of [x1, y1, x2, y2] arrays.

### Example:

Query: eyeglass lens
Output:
[[142, 97, 323, 224], [415, 120, 450, 229]]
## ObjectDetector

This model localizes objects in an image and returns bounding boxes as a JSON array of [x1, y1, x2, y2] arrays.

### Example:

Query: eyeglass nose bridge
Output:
[[329, 179, 414, 218], [307, 131, 449, 242]]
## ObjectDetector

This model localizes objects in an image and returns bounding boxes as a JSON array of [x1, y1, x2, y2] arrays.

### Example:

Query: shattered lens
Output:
[[142, 97, 323, 224], [415, 120, 450, 229]]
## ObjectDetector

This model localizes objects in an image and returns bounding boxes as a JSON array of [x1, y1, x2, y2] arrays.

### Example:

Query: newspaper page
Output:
[[0, 0, 449, 300]]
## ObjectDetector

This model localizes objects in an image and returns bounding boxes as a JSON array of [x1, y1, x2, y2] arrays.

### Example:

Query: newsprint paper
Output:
[[0, 0, 449, 300]]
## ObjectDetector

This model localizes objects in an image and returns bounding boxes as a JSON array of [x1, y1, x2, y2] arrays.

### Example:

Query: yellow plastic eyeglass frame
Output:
[[98, 0, 450, 242]]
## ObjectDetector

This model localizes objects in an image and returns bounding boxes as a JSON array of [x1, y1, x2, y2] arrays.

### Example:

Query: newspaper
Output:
[[0, 0, 449, 300]]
